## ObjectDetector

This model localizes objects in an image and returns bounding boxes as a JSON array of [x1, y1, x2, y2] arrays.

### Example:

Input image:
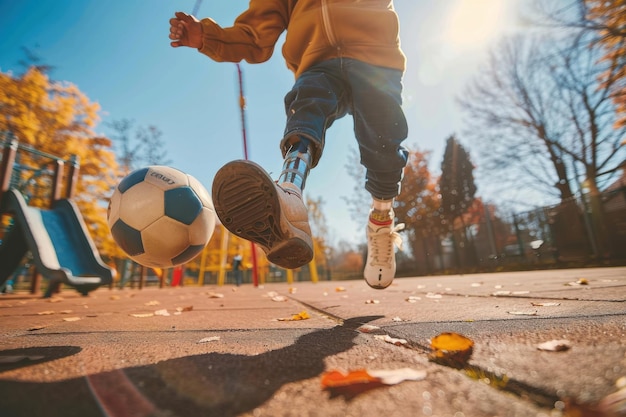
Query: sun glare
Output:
[[444, 0, 509, 49]]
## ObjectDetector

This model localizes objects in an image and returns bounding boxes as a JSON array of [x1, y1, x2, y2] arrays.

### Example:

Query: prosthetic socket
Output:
[[278, 139, 312, 191]]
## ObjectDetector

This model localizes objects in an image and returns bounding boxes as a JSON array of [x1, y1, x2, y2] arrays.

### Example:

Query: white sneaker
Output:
[[364, 212, 404, 289]]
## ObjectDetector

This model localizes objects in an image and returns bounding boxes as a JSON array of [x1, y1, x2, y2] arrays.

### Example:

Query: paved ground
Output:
[[1, 266, 625, 417]]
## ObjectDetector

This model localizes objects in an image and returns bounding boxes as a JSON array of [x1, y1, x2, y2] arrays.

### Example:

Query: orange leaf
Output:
[[429, 332, 474, 368], [321, 369, 380, 388]]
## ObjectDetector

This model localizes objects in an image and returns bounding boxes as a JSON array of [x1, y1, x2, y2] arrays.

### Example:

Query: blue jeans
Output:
[[281, 58, 409, 200]]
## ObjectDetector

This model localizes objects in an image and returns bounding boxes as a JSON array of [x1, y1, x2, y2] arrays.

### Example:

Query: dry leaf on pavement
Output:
[[277, 311, 310, 321], [537, 339, 571, 352], [357, 324, 380, 333], [429, 332, 474, 368], [130, 313, 154, 318], [321, 368, 426, 398], [198, 336, 220, 343], [507, 310, 538, 316], [374, 334, 408, 346]]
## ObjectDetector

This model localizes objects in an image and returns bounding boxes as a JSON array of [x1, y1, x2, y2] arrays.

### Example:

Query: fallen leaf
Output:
[[566, 278, 590, 287], [365, 299, 380, 304], [176, 306, 193, 312], [59, 310, 73, 314], [109, 295, 121, 300], [507, 310, 538, 316], [277, 311, 310, 321], [425, 292, 442, 299], [369, 368, 428, 385], [198, 336, 221, 343], [37, 311, 55, 315], [392, 317, 404, 322], [321, 368, 426, 397], [271, 295, 287, 302], [321, 369, 381, 389], [27, 326, 46, 331], [374, 334, 408, 346], [531, 302, 561, 307], [429, 332, 474, 368], [145, 300, 160, 306], [537, 339, 571, 352], [289, 287, 297, 294], [357, 324, 380, 333], [335, 286, 346, 292], [492, 291, 512, 296], [130, 313, 154, 318], [208, 292, 224, 298], [62, 317, 81, 322], [405, 296, 421, 303], [154, 309, 170, 316]]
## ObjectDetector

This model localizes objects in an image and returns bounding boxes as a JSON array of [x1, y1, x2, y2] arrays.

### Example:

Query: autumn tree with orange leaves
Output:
[[0, 67, 120, 257], [394, 148, 443, 275]]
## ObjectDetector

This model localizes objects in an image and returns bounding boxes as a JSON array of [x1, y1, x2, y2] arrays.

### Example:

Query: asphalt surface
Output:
[[1, 266, 625, 417]]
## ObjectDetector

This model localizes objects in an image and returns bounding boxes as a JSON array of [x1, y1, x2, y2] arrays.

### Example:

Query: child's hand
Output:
[[169, 12, 203, 48]]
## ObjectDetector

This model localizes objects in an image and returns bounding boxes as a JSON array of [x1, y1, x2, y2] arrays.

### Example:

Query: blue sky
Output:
[[0, 0, 524, 245]]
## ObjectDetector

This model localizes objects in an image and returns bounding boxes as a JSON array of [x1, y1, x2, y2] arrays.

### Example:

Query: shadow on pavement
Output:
[[0, 316, 381, 417], [0, 346, 82, 372]]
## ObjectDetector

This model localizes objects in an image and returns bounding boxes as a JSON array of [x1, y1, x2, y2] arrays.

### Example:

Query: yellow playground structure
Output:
[[195, 220, 320, 287]]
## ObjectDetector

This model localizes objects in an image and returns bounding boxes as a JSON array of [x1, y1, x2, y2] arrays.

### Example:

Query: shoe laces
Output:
[[368, 222, 405, 267]]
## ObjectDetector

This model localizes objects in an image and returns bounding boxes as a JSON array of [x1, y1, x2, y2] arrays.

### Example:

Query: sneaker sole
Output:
[[212, 160, 313, 269]]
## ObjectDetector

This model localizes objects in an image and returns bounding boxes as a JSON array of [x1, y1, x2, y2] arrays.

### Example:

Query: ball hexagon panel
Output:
[[110, 219, 144, 256], [188, 174, 214, 210], [117, 181, 165, 230], [172, 244, 205, 265], [164, 187, 202, 225], [118, 167, 151, 193]]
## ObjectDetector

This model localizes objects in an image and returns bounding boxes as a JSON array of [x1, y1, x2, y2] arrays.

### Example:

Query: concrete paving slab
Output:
[[0, 267, 625, 417]]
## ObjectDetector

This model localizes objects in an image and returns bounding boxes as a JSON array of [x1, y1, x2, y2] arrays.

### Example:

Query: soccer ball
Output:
[[107, 166, 216, 268]]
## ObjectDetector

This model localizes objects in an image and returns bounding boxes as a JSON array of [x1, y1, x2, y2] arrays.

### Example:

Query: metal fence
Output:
[[401, 186, 626, 276]]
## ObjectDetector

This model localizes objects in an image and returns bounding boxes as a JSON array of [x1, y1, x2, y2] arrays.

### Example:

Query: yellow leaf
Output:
[[429, 332, 474, 368], [277, 310, 310, 321]]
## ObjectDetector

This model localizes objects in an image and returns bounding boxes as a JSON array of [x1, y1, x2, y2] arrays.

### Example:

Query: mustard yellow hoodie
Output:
[[198, 0, 405, 78]]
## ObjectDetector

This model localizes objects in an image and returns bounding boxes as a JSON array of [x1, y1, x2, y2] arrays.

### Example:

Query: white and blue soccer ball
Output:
[[107, 166, 216, 268]]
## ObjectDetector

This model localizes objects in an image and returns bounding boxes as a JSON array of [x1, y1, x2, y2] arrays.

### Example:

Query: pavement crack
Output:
[[382, 328, 561, 411]]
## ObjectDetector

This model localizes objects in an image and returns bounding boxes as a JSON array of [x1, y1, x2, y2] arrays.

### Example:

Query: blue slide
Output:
[[0, 189, 113, 297]]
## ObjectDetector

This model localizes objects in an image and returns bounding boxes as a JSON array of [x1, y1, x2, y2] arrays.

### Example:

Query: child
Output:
[[169, 1, 408, 289]]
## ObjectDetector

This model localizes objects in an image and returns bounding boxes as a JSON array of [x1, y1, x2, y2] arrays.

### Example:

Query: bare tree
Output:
[[107, 119, 142, 175], [459, 31, 625, 257], [459, 33, 625, 204], [534, 0, 626, 128], [136, 125, 172, 166]]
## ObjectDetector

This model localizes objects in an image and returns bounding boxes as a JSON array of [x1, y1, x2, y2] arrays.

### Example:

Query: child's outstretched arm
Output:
[[169, 12, 203, 49]]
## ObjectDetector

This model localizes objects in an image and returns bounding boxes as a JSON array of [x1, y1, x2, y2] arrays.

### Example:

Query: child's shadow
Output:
[[0, 316, 381, 417]]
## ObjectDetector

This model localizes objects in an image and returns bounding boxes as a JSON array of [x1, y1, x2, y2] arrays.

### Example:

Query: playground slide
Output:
[[0, 189, 113, 296]]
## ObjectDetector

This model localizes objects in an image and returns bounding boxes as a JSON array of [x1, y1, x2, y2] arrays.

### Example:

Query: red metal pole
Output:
[[236, 63, 259, 287]]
